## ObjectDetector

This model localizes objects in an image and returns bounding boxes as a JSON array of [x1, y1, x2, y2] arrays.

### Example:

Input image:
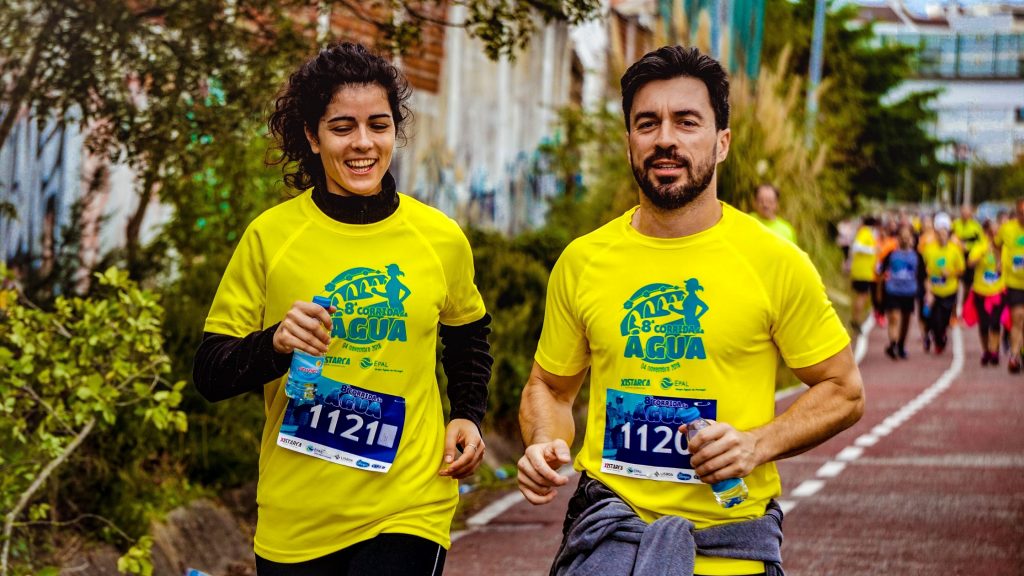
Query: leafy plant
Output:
[[0, 266, 186, 575]]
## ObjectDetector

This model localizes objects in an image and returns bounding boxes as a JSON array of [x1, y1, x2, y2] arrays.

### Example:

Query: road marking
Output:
[[782, 326, 963, 514], [465, 491, 526, 528], [453, 464, 576, 542], [815, 461, 847, 477], [853, 315, 875, 365], [791, 479, 826, 497]]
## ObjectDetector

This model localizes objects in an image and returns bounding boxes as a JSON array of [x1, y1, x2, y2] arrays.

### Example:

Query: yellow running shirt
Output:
[[204, 191, 485, 563], [850, 225, 877, 281], [952, 218, 984, 254], [750, 213, 797, 245], [969, 238, 1003, 297], [998, 219, 1024, 290], [923, 243, 965, 298], [536, 203, 849, 575]]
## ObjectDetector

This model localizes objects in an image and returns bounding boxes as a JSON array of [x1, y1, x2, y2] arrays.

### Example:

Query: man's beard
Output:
[[632, 145, 717, 211]]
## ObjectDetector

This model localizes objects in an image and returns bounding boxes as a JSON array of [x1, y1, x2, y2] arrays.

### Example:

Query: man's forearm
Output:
[[751, 369, 864, 464], [519, 377, 576, 447]]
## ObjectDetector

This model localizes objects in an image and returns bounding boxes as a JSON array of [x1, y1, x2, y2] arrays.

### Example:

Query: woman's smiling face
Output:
[[305, 83, 395, 197]]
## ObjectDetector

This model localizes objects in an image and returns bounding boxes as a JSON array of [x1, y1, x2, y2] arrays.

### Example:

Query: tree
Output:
[[0, 266, 186, 575], [0, 0, 603, 277], [762, 0, 945, 206]]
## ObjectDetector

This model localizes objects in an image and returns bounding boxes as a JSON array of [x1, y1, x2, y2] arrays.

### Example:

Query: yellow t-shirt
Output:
[[952, 218, 984, 254], [850, 226, 877, 281], [923, 243, 965, 298], [750, 213, 797, 245], [204, 191, 486, 563], [998, 219, 1024, 290], [536, 203, 849, 575], [969, 238, 1003, 297]]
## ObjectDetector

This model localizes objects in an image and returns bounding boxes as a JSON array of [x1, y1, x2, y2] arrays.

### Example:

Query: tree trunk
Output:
[[125, 181, 155, 280], [0, 9, 60, 152], [1, 417, 96, 576]]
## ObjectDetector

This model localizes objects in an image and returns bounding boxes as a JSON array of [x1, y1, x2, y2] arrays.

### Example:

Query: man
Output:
[[997, 198, 1024, 373], [953, 204, 984, 301], [517, 46, 865, 576], [750, 183, 797, 244]]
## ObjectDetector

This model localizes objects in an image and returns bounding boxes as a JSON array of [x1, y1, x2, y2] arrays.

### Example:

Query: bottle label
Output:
[[277, 376, 406, 473], [601, 389, 716, 484]]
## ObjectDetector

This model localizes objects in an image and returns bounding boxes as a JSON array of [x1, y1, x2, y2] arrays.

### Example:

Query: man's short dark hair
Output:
[[620, 45, 730, 132]]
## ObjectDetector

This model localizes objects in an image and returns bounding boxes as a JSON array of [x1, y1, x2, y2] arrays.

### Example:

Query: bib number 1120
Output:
[[620, 422, 688, 454]]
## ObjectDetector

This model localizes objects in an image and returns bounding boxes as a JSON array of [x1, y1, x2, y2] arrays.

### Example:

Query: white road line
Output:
[[454, 465, 576, 541], [465, 491, 526, 528], [853, 315, 875, 365], [815, 461, 847, 478], [782, 327, 963, 514], [791, 479, 826, 497], [778, 499, 798, 515]]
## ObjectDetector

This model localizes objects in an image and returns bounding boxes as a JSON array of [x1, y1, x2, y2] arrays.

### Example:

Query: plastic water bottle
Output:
[[680, 407, 749, 508], [284, 296, 333, 402]]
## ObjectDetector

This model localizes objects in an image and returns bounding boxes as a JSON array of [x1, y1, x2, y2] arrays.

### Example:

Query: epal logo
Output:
[[660, 377, 673, 390], [622, 279, 708, 364], [322, 264, 410, 349], [360, 357, 373, 369]]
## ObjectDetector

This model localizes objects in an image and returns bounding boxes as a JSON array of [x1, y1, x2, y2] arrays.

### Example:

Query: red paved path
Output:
[[447, 321, 1024, 575]]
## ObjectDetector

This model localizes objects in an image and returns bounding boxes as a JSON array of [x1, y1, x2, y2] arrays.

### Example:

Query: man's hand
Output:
[[439, 418, 485, 480], [273, 301, 335, 355], [681, 420, 760, 485], [517, 439, 572, 505]]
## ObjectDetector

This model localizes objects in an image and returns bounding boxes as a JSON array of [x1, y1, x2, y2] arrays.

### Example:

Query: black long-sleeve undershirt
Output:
[[192, 173, 492, 427], [192, 315, 493, 428]]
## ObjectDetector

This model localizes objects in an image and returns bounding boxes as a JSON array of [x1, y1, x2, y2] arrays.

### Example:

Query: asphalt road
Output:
[[446, 320, 1024, 575]]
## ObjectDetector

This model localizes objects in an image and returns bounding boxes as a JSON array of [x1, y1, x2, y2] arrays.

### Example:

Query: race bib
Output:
[[601, 389, 716, 483], [1014, 255, 1024, 272], [277, 377, 405, 473], [983, 270, 999, 284], [931, 275, 946, 286]]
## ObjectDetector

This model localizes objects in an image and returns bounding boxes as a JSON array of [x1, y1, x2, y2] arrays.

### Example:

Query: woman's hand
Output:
[[439, 418, 485, 480], [273, 301, 336, 355]]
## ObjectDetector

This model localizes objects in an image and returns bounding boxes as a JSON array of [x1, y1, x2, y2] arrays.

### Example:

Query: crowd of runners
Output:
[[839, 200, 1022, 371]]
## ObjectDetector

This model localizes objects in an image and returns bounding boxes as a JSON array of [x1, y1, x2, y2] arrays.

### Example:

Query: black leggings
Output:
[[928, 294, 957, 347], [256, 533, 447, 576], [974, 291, 1005, 336]]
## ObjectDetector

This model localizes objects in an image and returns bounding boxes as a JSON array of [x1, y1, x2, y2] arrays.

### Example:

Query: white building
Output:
[[859, 1, 1024, 164]]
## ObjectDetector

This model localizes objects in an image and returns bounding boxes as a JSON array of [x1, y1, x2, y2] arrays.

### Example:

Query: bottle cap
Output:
[[312, 295, 333, 308], [679, 407, 702, 424], [712, 478, 742, 492]]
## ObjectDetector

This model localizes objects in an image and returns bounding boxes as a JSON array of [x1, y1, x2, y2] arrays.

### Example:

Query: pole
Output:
[[805, 0, 827, 148]]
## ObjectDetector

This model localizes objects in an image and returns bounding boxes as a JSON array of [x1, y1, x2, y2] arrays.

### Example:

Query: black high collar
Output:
[[311, 172, 400, 224]]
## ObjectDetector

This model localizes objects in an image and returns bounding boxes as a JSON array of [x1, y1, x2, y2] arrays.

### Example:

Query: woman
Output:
[[193, 42, 492, 575], [878, 224, 924, 360], [968, 220, 1005, 366], [923, 213, 965, 355]]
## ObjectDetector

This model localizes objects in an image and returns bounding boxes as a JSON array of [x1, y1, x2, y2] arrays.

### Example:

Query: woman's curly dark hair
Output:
[[268, 42, 413, 191]]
